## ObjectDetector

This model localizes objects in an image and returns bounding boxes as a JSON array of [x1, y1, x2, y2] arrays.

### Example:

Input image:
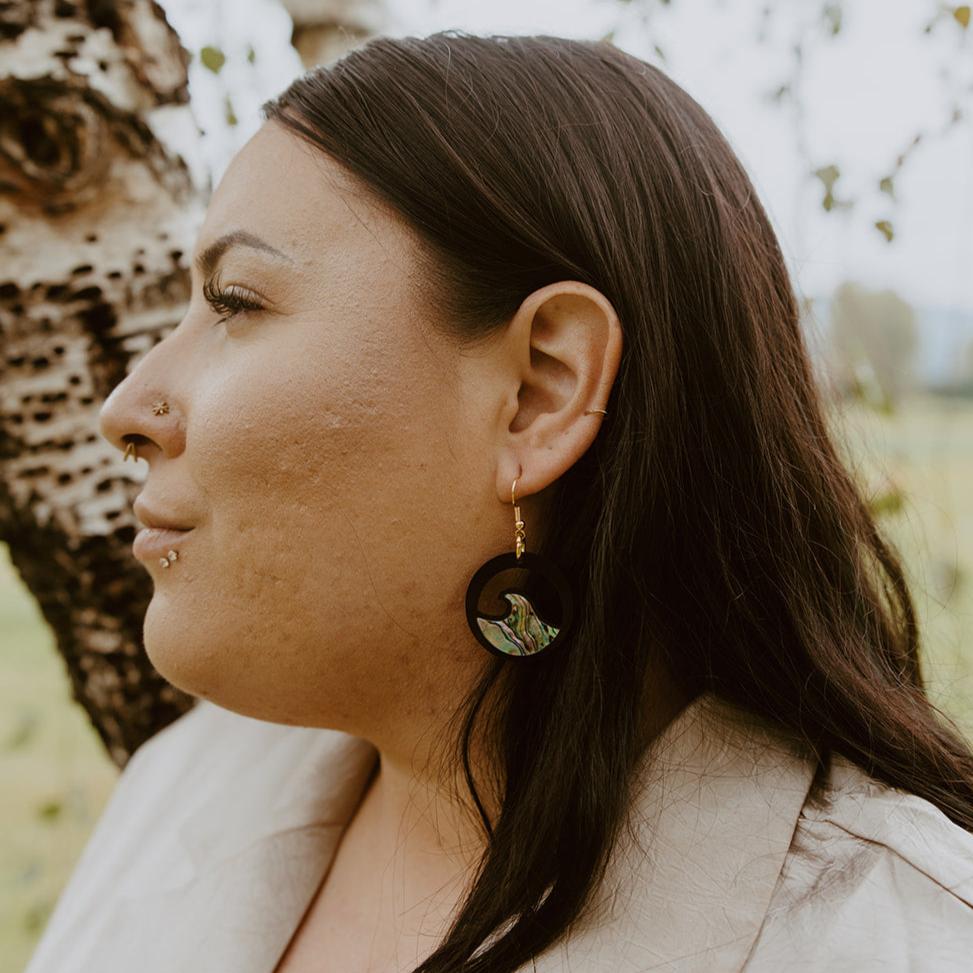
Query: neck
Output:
[[322, 739, 491, 966]]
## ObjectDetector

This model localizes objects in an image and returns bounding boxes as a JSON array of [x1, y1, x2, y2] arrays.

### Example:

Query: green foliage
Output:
[[199, 44, 226, 74], [0, 544, 119, 971], [35, 799, 63, 823], [875, 219, 894, 242], [813, 164, 852, 212], [869, 483, 906, 517]]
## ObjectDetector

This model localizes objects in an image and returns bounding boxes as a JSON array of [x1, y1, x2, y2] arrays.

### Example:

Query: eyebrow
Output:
[[193, 230, 293, 277]]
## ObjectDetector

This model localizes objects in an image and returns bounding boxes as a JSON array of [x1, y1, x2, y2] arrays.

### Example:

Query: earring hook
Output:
[[511, 465, 525, 559]]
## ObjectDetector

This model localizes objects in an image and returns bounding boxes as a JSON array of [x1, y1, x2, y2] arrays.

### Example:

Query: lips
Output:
[[133, 526, 193, 561]]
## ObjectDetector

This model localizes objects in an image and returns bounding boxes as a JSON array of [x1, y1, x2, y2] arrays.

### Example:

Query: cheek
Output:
[[149, 328, 472, 718]]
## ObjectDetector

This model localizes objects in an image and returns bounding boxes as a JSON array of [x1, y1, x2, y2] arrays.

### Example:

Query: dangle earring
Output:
[[464, 466, 576, 659]]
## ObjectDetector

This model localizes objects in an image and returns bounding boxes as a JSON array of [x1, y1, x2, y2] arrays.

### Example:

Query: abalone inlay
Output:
[[476, 591, 560, 656]]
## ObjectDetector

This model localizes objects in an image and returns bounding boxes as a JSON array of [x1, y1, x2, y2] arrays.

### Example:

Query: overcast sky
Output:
[[163, 0, 973, 315]]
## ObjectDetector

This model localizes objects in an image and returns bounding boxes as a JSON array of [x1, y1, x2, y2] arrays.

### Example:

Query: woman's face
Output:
[[99, 120, 621, 740], [99, 121, 497, 730]]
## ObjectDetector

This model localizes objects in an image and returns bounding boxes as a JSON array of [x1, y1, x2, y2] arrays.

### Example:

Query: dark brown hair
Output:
[[261, 30, 973, 973]]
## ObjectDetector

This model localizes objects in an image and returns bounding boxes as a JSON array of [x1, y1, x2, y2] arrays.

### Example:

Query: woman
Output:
[[27, 30, 973, 973]]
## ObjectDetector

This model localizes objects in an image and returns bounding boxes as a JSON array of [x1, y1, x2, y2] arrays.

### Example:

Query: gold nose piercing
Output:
[[124, 400, 170, 462]]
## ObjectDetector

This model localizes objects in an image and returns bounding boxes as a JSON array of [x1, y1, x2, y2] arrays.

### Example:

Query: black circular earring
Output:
[[464, 468, 576, 659]]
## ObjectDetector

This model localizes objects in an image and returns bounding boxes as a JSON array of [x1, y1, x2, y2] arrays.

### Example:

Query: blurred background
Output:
[[1, 0, 971, 968]]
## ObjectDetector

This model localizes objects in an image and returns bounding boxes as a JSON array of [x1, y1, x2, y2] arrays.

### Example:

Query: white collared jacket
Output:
[[24, 691, 973, 972]]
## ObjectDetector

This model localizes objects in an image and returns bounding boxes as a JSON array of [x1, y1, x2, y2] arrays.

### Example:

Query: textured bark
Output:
[[279, 0, 387, 68], [0, 0, 208, 768]]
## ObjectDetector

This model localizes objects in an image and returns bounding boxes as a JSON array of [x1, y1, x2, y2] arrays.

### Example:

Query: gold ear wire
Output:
[[512, 471, 525, 560]]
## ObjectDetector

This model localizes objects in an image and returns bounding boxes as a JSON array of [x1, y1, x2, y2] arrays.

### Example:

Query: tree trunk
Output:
[[0, 0, 208, 768], [0, 0, 392, 769], [279, 0, 387, 68]]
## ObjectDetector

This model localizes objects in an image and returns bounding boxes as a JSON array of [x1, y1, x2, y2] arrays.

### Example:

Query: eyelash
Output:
[[202, 273, 264, 324]]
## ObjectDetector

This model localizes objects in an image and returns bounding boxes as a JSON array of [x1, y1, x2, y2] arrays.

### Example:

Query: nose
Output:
[[98, 376, 184, 462]]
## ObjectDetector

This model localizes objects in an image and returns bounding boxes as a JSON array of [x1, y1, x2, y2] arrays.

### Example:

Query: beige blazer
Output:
[[24, 691, 973, 972]]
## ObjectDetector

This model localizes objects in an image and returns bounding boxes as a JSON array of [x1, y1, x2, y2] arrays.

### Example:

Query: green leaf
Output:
[[870, 485, 905, 517], [875, 219, 894, 242], [954, 6, 970, 28], [224, 94, 238, 127], [200, 45, 226, 74], [814, 164, 840, 192], [879, 176, 895, 197], [36, 798, 63, 822]]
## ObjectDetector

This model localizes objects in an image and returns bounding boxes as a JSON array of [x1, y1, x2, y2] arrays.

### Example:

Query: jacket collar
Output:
[[532, 691, 818, 970], [90, 691, 817, 972]]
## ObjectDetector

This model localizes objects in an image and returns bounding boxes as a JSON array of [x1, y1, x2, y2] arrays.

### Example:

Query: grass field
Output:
[[1, 392, 971, 972]]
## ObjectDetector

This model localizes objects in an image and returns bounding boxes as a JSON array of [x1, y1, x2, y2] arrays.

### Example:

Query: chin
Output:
[[142, 621, 223, 703]]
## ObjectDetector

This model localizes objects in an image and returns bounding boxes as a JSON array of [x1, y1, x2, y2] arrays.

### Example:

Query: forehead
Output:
[[197, 120, 412, 275]]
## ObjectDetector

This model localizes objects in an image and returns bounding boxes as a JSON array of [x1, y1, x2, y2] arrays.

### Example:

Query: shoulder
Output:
[[29, 701, 289, 913], [745, 750, 973, 971], [76, 699, 347, 848]]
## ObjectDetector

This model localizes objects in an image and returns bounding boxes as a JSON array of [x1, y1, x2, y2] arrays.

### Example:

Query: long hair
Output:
[[260, 31, 973, 973]]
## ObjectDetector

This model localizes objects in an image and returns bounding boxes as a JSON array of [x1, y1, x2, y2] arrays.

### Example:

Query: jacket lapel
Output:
[[92, 705, 380, 973], [77, 692, 816, 973], [533, 692, 819, 971]]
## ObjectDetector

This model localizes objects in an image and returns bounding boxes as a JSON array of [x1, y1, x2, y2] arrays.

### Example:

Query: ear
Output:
[[493, 280, 622, 503]]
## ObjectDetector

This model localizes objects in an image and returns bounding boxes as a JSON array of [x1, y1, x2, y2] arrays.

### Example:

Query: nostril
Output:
[[120, 434, 151, 459]]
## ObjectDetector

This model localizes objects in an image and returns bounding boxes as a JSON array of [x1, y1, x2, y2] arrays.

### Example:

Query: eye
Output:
[[202, 272, 264, 325]]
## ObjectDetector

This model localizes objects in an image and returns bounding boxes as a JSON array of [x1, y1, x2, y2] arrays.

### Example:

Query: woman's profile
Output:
[[25, 29, 973, 973]]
